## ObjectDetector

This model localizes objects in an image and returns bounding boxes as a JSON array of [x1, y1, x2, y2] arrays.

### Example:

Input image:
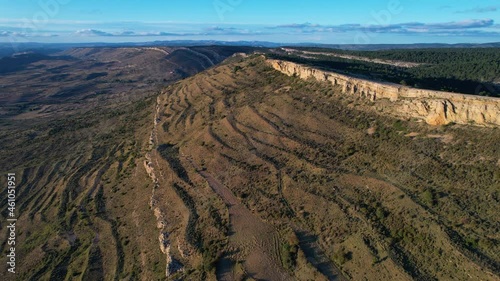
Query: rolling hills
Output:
[[0, 48, 499, 280], [0, 46, 257, 280], [147, 55, 499, 280]]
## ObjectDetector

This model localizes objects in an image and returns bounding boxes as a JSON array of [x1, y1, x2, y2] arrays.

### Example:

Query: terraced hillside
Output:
[[1, 50, 499, 280], [0, 46, 256, 280], [148, 55, 499, 280]]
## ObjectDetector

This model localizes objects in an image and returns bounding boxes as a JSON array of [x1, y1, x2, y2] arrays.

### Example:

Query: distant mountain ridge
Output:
[[1, 41, 499, 58]]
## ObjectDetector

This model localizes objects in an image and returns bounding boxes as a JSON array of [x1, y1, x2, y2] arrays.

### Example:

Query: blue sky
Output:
[[0, 0, 499, 44]]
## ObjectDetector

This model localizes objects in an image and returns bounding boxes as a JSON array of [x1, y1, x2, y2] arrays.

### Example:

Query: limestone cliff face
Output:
[[268, 59, 500, 126]]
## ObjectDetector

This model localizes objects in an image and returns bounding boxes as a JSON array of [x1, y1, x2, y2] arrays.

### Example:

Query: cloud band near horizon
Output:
[[0, 18, 499, 43]]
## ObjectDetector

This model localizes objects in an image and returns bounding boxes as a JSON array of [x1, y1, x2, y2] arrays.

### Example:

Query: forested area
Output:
[[275, 48, 500, 97]]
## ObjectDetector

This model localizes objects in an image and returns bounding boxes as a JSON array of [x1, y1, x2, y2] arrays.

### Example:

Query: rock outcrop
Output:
[[144, 96, 184, 278], [268, 59, 500, 126]]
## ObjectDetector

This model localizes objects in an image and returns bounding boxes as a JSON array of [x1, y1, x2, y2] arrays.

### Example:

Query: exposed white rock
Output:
[[268, 59, 500, 126]]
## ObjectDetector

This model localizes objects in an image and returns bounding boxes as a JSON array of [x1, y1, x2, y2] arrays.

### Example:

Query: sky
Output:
[[0, 0, 499, 44]]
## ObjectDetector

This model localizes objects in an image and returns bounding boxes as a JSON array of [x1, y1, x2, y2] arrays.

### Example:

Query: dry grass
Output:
[[1, 52, 498, 280], [149, 55, 499, 280]]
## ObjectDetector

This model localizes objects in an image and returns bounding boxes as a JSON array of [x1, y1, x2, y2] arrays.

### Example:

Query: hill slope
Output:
[[148, 55, 499, 280], [0, 46, 256, 280], [0, 52, 498, 280]]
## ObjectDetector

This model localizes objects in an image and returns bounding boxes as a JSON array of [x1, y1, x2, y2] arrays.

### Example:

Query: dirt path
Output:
[[185, 157, 292, 281], [282, 48, 423, 68]]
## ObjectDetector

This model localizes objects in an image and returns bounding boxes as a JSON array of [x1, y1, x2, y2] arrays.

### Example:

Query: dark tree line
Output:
[[271, 48, 500, 97]]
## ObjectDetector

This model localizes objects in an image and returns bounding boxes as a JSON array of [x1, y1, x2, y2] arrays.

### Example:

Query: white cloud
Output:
[[271, 19, 497, 36]]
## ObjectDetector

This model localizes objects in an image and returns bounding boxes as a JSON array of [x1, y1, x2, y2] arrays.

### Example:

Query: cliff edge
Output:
[[268, 59, 500, 126]]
